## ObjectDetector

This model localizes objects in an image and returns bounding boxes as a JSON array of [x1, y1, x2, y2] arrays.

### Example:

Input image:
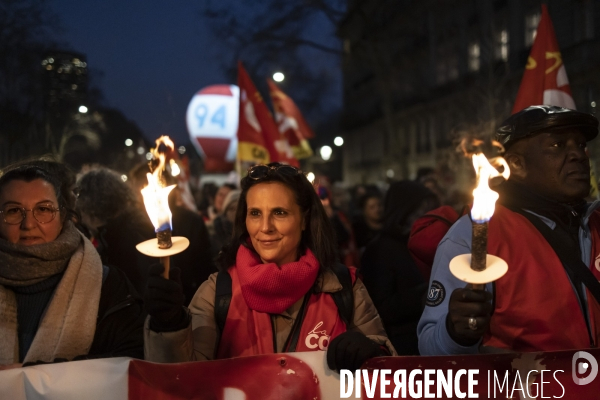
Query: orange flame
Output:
[[471, 153, 510, 223], [141, 136, 176, 232]]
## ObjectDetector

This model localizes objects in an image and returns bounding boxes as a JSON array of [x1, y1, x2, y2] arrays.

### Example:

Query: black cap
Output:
[[496, 105, 599, 149]]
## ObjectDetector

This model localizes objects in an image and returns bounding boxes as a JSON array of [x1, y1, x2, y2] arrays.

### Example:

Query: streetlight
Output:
[[334, 136, 344, 147], [78, 105, 88, 113], [273, 72, 285, 82], [320, 145, 332, 161]]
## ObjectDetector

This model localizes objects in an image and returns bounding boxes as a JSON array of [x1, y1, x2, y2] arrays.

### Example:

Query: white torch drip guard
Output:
[[449, 254, 508, 284], [136, 236, 190, 258]]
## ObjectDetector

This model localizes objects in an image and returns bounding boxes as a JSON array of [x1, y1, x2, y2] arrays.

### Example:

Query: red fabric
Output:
[[129, 354, 322, 400], [408, 205, 460, 281], [217, 263, 356, 358], [512, 4, 575, 113], [236, 245, 320, 314], [237, 62, 298, 166], [483, 205, 600, 351], [268, 79, 314, 160]]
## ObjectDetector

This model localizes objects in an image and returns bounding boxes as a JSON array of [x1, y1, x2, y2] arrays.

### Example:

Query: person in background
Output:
[[361, 180, 439, 355], [77, 167, 155, 296], [196, 182, 218, 220], [318, 185, 361, 268], [0, 160, 144, 369], [211, 189, 241, 257], [143, 163, 395, 371], [352, 192, 383, 251]]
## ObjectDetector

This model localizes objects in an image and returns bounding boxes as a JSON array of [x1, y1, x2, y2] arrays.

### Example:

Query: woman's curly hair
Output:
[[76, 167, 139, 222]]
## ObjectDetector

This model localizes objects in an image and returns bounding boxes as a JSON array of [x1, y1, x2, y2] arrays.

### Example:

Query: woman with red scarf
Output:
[[143, 163, 395, 371]]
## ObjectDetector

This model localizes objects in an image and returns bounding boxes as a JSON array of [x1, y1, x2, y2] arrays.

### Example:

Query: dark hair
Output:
[[77, 167, 138, 222], [217, 163, 338, 273], [0, 157, 78, 223], [357, 192, 382, 211], [221, 183, 237, 191]]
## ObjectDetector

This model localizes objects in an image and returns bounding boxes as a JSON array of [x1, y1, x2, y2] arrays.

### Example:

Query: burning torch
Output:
[[136, 136, 189, 278], [449, 150, 510, 290]]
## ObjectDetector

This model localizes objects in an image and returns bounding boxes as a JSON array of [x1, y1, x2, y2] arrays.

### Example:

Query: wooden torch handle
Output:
[[161, 256, 170, 279]]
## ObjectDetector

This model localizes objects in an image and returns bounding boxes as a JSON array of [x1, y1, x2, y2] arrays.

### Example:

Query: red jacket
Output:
[[483, 205, 600, 351]]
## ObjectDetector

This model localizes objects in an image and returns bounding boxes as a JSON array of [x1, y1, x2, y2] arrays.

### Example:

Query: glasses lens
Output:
[[33, 205, 56, 223], [2, 207, 23, 224], [277, 165, 299, 176], [248, 165, 269, 180]]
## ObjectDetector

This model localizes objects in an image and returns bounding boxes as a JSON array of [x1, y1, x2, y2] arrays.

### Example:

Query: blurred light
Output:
[[49, 57, 54, 63], [125, 139, 133, 147], [592, 101, 597, 108], [146, 152, 153, 160], [334, 136, 344, 147], [386, 169, 395, 178], [320, 146, 332, 161], [137, 146, 145, 155], [306, 172, 316, 183], [78, 105, 88, 113], [170, 159, 181, 177], [178, 146, 186, 154], [71, 84, 78, 90], [121, 175, 128, 182], [273, 72, 285, 82]]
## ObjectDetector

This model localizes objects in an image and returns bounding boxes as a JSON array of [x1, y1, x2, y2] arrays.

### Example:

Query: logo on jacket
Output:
[[425, 281, 446, 307], [305, 321, 330, 350], [595, 254, 600, 272]]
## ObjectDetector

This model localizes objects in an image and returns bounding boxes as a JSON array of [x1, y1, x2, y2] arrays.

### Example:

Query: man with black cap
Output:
[[418, 105, 600, 355]]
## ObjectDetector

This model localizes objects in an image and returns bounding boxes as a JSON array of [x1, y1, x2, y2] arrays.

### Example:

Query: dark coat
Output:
[[96, 209, 155, 296], [360, 181, 436, 355], [86, 265, 145, 359], [170, 206, 216, 305]]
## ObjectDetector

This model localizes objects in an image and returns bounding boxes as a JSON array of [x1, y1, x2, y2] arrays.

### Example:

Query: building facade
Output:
[[338, 0, 600, 191]]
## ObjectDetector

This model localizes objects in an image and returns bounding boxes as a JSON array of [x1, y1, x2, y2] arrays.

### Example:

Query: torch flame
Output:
[[471, 153, 510, 223], [141, 136, 176, 232]]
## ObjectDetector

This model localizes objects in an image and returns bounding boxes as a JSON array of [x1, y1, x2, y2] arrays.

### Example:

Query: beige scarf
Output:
[[0, 226, 102, 364]]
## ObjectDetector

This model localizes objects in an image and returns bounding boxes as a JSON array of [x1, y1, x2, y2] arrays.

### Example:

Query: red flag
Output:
[[512, 4, 576, 114], [237, 62, 298, 166], [268, 79, 314, 159]]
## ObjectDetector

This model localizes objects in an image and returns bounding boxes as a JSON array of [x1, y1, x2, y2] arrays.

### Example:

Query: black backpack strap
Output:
[[215, 269, 232, 333], [330, 263, 354, 326]]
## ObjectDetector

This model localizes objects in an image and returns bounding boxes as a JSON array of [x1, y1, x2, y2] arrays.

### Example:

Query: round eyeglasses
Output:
[[247, 164, 303, 180], [0, 204, 61, 225]]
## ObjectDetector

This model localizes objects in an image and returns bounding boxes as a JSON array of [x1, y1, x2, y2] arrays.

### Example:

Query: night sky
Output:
[[50, 0, 342, 149]]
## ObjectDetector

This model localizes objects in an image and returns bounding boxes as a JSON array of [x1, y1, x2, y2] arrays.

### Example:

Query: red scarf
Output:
[[235, 245, 320, 314]]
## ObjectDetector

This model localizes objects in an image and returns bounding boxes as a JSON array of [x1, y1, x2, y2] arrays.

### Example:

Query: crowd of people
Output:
[[1, 105, 599, 373]]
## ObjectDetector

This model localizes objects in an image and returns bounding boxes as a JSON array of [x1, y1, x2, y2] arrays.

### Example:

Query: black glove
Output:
[[326, 331, 387, 372], [446, 285, 493, 346], [145, 263, 188, 332]]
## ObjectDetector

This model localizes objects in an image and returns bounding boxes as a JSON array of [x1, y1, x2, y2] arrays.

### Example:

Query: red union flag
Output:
[[268, 79, 314, 159], [512, 4, 576, 114], [237, 62, 298, 166]]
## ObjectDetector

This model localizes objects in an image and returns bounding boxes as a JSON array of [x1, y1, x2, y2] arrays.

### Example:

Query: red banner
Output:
[[268, 79, 314, 160], [2, 349, 599, 399], [512, 4, 575, 114], [237, 63, 298, 166]]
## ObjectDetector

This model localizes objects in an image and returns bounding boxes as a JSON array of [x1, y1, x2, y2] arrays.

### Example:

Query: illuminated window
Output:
[[494, 29, 509, 61], [468, 42, 480, 72], [525, 12, 541, 47]]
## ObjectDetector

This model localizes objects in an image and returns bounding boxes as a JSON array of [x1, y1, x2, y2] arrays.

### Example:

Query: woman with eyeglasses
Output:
[[0, 159, 144, 370], [144, 162, 396, 371]]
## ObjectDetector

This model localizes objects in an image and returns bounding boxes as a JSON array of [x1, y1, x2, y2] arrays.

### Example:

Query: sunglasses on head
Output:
[[247, 164, 303, 180]]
